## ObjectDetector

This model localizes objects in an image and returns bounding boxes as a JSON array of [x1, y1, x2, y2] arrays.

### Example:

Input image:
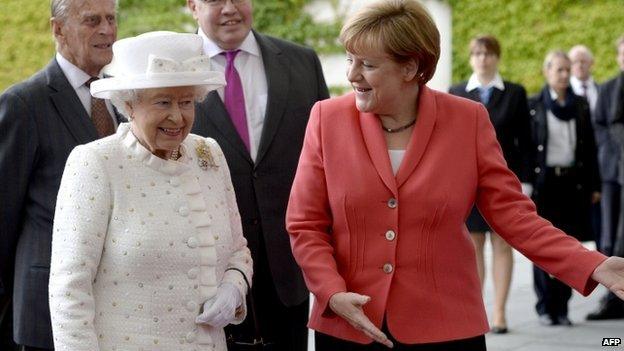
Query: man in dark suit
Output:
[[587, 35, 624, 320], [528, 50, 600, 326], [186, 0, 329, 349], [0, 0, 119, 349]]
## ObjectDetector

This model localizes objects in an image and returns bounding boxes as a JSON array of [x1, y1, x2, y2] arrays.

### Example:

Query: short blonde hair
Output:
[[339, 0, 440, 85], [543, 50, 570, 71]]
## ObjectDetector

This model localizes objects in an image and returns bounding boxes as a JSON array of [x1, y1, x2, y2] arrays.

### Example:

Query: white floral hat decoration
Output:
[[90, 31, 225, 99]]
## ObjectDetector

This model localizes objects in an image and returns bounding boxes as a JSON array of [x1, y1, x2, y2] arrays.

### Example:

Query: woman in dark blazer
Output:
[[449, 35, 533, 334], [286, 1, 624, 350], [528, 50, 601, 326]]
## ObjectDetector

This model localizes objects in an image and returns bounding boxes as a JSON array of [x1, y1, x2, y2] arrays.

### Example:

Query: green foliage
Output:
[[2, 0, 622, 94], [449, 0, 624, 94]]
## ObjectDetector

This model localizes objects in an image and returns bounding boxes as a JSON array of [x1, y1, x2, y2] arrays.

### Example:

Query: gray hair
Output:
[[543, 50, 570, 71], [109, 86, 211, 120], [51, 0, 119, 21], [568, 44, 594, 62]]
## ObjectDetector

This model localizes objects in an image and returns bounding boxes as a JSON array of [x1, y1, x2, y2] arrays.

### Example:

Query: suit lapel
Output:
[[197, 91, 253, 165], [254, 31, 289, 166], [487, 88, 503, 108], [360, 111, 398, 196], [396, 86, 438, 187], [46, 59, 98, 143]]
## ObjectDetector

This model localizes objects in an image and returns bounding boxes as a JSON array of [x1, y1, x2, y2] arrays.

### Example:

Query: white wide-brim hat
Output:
[[91, 31, 226, 99]]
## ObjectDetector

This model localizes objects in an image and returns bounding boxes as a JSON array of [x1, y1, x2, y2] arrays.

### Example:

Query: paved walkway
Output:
[[483, 243, 624, 350]]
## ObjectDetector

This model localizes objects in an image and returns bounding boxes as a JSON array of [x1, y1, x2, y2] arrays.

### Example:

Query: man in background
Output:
[[187, 0, 329, 349], [568, 45, 602, 254], [0, 0, 119, 349], [588, 35, 624, 321]]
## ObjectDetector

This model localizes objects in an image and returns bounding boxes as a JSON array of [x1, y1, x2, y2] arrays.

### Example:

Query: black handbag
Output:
[[225, 268, 274, 351]]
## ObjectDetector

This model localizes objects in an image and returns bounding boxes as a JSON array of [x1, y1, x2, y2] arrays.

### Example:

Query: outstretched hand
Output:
[[329, 292, 394, 348], [592, 256, 624, 300]]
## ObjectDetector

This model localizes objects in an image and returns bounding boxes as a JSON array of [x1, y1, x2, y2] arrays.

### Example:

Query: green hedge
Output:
[[2, 0, 623, 94], [449, 0, 624, 93]]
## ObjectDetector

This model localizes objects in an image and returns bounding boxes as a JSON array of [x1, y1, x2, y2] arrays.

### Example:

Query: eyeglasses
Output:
[[201, 0, 249, 7]]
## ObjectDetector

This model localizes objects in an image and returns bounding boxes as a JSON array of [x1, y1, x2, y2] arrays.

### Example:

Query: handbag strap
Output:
[[225, 267, 262, 343]]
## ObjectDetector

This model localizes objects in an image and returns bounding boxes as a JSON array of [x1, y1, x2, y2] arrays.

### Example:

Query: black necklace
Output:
[[381, 118, 417, 133]]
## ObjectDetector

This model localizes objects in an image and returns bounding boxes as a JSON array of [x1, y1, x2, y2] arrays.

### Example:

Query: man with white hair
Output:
[[0, 0, 119, 349], [569, 45, 598, 114]]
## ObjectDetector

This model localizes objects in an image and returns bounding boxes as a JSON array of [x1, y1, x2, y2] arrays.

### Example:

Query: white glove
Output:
[[195, 282, 243, 328]]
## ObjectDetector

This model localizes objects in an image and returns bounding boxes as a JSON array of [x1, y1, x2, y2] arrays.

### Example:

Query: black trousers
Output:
[[600, 182, 621, 255], [533, 265, 572, 318], [315, 331, 486, 351], [225, 230, 308, 351], [533, 169, 581, 318]]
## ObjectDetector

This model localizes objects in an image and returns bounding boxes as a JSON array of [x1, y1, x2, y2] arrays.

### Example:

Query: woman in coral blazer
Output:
[[286, 1, 624, 350]]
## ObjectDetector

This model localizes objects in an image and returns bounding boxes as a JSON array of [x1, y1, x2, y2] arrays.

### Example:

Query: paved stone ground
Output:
[[483, 243, 624, 351], [307, 241, 624, 350]]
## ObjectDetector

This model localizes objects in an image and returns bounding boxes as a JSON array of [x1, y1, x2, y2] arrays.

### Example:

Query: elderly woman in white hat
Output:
[[48, 31, 252, 351]]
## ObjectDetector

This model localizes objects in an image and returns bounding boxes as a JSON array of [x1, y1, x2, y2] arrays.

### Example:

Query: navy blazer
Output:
[[0, 59, 123, 348], [449, 81, 535, 183]]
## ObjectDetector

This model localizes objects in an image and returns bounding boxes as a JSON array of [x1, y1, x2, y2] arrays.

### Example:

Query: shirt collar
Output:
[[465, 72, 505, 92], [570, 75, 594, 90], [198, 28, 260, 58], [55, 52, 95, 89], [549, 88, 560, 101]]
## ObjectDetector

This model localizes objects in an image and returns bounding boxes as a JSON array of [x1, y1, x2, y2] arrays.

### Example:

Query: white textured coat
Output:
[[49, 123, 252, 351]]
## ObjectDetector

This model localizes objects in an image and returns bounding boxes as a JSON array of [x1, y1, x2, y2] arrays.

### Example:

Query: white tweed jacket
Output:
[[49, 123, 252, 351]]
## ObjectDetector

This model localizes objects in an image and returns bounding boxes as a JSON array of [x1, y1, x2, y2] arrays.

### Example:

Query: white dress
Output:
[[49, 123, 252, 351]]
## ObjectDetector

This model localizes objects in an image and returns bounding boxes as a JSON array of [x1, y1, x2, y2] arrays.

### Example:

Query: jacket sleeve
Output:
[[286, 101, 346, 315], [0, 91, 38, 295], [209, 139, 252, 324], [594, 83, 611, 147], [49, 145, 110, 351], [473, 104, 606, 295]]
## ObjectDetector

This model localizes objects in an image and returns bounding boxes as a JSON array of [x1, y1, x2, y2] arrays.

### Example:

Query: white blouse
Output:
[[388, 149, 406, 175], [49, 123, 252, 351]]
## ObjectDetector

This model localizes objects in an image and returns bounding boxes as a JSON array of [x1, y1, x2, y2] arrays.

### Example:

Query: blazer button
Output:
[[387, 198, 398, 209], [187, 237, 198, 248], [382, 263, 394, 274], [186, 300, 198, 312], [530, 109, 536, 116], [252, 171, 259, 179], [534, 167, 541, 173], [170, 177, 181, 187], [537, 145, 544, 151], [385, 230, 396, 241], [185, 331, 197, 343]]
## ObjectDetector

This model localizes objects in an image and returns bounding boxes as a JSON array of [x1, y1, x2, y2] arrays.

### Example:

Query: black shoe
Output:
[[490, 326, 508, 334], [586, 305, 624, 320], [538, 314, 556, 326], [556, 316, 573, 326]]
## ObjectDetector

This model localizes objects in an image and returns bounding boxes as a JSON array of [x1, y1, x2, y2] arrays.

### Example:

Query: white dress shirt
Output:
[[465, 72, 505, 92], [570, 75, 598, 116], [199, 29, 268, 162], [546, 89, 576, 167], [55, 52, 117, 126]]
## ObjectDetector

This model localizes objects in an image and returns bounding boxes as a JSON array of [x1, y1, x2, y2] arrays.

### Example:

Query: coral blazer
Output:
[[286, 86, 607, 344]]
